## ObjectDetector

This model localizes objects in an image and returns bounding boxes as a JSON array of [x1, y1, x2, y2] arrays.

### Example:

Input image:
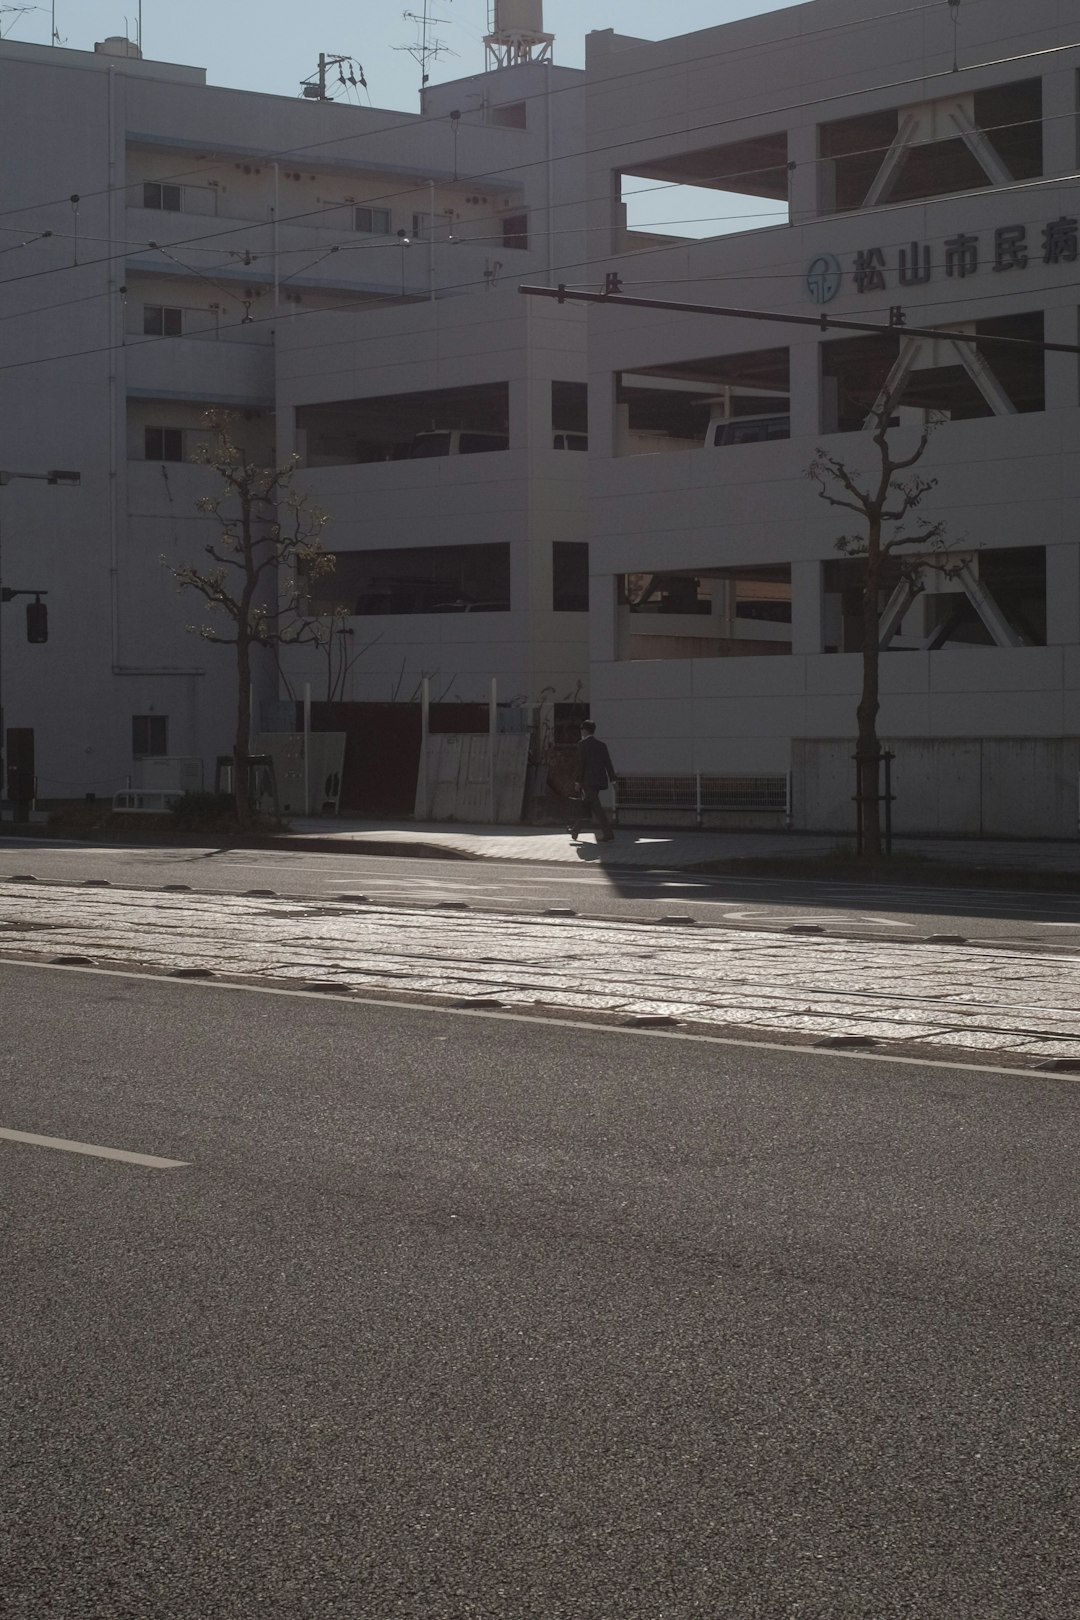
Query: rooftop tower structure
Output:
[[484, 0, 553, 69]]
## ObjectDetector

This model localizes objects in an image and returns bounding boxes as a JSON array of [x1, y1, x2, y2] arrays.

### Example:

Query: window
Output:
[[144, 427, 184, 462], [458, 432, 509, 454], [132, 715, 168, 758], [411, 212, 428, 238], [552, 381, 588, 447], [706, 415, 789, 447], [143, 305, 183, 337], [490, 100, 527, 129], [553, 542, 589, 612], [143, 181, 182, 212], [355, 206, 391, 234], [501, 212, 529, 251]]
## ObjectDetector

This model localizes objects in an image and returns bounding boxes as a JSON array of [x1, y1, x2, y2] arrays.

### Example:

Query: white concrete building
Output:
[[0, 29, 588, 808], [581, 0, 1080, 835], [6, 0, 1080, 835]]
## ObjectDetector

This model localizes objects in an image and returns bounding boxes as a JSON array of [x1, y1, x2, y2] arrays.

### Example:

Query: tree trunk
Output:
[[234, 634, 253, 831], [857, 526, 883, 859]]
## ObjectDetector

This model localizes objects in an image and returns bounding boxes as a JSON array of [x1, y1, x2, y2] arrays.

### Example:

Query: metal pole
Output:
[[489, 676, 497, 823], [272, 162, 280, 318], [853, 750, 863, 856], [418, 674, 430, 820], [0, 512, 4, 817], [695, 771, 702, 829], [428, 179, 436, 301], [302, 681, 311, 816]]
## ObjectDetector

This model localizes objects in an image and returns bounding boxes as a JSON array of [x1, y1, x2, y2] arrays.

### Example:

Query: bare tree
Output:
[[166, 414, 337, 829], [807, 409, 948, 859]]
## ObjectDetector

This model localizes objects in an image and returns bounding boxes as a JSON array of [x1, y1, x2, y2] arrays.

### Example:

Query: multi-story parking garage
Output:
[[580, 0, 1080, 835]]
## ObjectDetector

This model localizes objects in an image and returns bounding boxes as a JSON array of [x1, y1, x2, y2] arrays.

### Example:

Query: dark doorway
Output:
[[310, 703, 421, 817], [6, 727, 35, 820]]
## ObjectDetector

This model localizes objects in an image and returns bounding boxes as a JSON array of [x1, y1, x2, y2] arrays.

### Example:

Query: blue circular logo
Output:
[[805, 252, 842, 304]]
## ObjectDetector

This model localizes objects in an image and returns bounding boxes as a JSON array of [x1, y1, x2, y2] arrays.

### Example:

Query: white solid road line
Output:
[[6, 956, 1076, 1086], [0, 1127, 189, 1169]]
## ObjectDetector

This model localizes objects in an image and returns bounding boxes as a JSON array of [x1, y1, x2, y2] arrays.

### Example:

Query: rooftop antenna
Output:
[[485, 0, 553, 70], [0, 5, 43, 40], [396, 0, 456, 95]]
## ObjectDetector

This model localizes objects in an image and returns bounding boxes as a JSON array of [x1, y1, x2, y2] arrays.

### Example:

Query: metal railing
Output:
[[612, 773, 790, 827]]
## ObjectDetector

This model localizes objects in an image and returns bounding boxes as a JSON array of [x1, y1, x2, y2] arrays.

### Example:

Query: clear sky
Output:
[[6, 0, 795, 108]]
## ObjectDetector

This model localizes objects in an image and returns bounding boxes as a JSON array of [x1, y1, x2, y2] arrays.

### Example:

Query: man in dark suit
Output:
[[569, 720, 617, 843]]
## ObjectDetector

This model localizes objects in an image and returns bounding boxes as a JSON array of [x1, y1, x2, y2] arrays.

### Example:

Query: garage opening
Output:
[[617, 565, 792, 659], [821, 313, 1044, 433], [616, 131, 789, 247], [823, 546, 1046, 652], [309, 543, 511, 616], [296, 383, 510, 466], [615, 348, 789, 455], [819, 79, 1041, 212]]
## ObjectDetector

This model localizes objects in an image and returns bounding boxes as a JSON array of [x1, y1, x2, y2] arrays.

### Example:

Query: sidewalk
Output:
[[283, 819, 1080, 875]]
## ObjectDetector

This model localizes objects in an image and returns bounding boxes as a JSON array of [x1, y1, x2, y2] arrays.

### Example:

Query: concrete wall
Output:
[[792, 736, 1080, 838]]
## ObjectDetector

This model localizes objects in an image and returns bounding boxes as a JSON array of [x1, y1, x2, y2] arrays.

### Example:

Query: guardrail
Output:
[[612, 773, 790, 828]]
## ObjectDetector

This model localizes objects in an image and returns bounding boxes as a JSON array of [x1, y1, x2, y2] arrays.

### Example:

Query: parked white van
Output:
[[393, 429, 509, 458]]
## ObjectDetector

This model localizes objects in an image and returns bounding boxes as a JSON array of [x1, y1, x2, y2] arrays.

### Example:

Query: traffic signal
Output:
[[26, 600, 47, 643]]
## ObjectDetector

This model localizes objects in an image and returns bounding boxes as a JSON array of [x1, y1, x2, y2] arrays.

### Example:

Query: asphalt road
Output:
[[4, 962, 1080, 1618], [4, 838, 1080, 947]]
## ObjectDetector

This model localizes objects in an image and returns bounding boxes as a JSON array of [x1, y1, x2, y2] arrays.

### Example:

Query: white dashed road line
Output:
[[0, 1127, 188, 1168]]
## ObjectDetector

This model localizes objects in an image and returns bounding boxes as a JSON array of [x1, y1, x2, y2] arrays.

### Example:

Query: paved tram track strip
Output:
[[3, 880, 1080, 1066]]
